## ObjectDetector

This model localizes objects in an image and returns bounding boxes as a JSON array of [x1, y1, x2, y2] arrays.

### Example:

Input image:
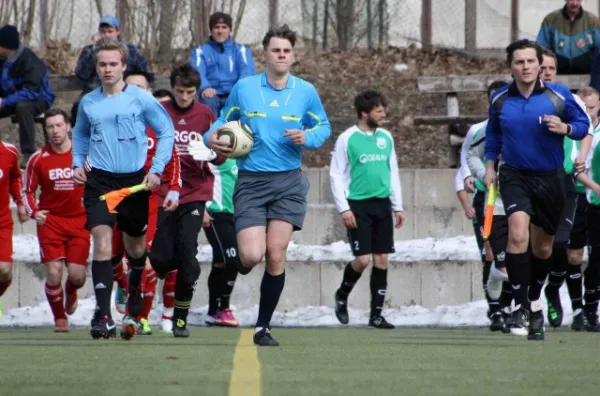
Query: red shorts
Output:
[[111, 193, 159, 255], [0, 227, 13, 263], [146, 193, 159, 249], [37, 215, 90, 266]]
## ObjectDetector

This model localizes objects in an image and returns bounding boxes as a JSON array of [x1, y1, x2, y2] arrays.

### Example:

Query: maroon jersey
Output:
[[23, 144, 85, 218], [158, 100, 224, 205], [0, 142, 23, 229]]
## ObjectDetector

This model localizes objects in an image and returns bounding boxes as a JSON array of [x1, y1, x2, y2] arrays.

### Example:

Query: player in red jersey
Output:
[[22, 108, 90, 332], [111, 73, 181, 337], [0, 140, 26, 319]]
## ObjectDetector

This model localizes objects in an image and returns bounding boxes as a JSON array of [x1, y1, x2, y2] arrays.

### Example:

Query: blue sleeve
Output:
[[536, 22, 553, 50], [190, 46, 211, 92], [204, 84, 241, 145], [2, 60, 50, 107], [72, 99, 91, 168], [142, 94, 175, 175], [563, 89, 591, 141], [302, 86, 331, 149], [237, 45, 255, 79], [484, 97, 502, 162]]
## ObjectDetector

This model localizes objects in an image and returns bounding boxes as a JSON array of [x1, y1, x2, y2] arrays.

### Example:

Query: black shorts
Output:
[[569, 193, 588, 250], [488, 215, 508, 269], [347, 198, 394, 256], [554, 175, 578, 247], [149, 201, 205, 276], [498, 165, 566, 236], [472, 190, 486, 254], [204, 212, 239, 264], [83, 168, 149, 237]]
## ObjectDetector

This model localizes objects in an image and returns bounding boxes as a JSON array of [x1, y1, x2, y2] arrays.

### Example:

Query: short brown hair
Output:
[[262, 24, 297, 49], [577, 86, 600, 99], [44, 108, 70, 126], [541, 47, 557, 64], [94, 36, 128, 65]]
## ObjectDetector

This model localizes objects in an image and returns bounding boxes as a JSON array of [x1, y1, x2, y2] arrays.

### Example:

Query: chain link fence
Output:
[[1, 0, 598, 71]]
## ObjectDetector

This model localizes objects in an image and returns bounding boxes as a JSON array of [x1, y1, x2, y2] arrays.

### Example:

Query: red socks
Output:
[[139, 267, 157, 320], [45, 283, 66, 320]]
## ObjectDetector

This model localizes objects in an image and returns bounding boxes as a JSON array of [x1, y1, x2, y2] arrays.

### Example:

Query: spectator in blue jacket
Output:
[[190, 12, 255, 118], [0, 25, 54, 166], [71, 15, 154, 125]]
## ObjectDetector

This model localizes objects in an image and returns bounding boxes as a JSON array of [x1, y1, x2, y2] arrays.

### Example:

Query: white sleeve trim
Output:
[[382, 129, 403, 211], [455, 167, 465, 192], [329, 129, 353, 213]]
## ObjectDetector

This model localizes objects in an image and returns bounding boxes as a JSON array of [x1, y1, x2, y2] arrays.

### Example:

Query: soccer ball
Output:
[[217, 121, 254, 159]]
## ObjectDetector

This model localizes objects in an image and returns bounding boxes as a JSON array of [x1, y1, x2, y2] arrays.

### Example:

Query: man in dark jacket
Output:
[[0, 25, 54, 166]]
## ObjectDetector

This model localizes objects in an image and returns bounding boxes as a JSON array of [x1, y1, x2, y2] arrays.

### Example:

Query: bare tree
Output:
[[335, 0, 355, 49], [22, 0, 36, 45], [378, 0, 387, 47], [269, 0, 278, 27], [94, 0, 103, 18], [157, 0, 176, 65], [323, 0, 329, 49], [367, 0, 373, 49], [39, 0, 49, 43], [232, 0, 247, 41]]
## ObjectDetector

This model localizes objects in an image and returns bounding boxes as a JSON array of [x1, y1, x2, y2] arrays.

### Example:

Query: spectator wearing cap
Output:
[[72, 15, 154, 125], [189, 12, 255, 118], [0, 25, 55, 166]]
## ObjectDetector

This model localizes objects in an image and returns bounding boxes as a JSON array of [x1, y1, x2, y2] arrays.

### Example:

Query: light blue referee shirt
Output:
[[72, 84, 175, 175], [204, 72, 331, 172]]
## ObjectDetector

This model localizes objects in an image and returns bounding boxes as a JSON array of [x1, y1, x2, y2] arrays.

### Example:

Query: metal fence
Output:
[[1, 0, 597, 68]]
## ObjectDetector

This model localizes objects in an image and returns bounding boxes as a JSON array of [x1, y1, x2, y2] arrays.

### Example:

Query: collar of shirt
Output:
[[260, 72, 296, 90], [507, 79, 546, 96]]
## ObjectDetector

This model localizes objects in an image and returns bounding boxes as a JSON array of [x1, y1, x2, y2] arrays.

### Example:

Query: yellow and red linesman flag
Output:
[[99, 183, 148, 214], [482, 183, 497, 241]]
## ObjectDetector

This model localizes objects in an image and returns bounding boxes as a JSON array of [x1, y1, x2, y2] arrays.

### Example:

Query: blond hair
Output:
[[94, 37, 128, 65], [577, 86, 600, 100]]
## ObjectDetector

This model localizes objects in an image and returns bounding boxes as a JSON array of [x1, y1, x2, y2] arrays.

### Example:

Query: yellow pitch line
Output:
[[229, 329, 261, 396]]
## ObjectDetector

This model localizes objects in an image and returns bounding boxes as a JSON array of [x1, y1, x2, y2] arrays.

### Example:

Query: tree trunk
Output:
[[269, 0, 278, 27], [94, 0, 103, 18], [311, 0, 318, 51], [23, 0, 36, 45], [39, 0, 49, 44], [367, 0, 372, 49], [336, 0, 355, 50], [232, 0, 247, 41], [116, 0, 130, 41], [323, 0, 329, 50], [157, 0, 175, 66], [193, 0, 213, 45]]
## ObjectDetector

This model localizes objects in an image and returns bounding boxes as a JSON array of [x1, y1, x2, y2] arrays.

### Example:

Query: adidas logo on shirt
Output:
[[270, 100, 279, 107], [95, 282, 107, 289], [191, 209, 200, 216], [178, 119, 187, 125]]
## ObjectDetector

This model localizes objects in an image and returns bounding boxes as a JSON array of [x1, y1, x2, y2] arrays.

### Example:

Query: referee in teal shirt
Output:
[[205, 24, 331, 346]]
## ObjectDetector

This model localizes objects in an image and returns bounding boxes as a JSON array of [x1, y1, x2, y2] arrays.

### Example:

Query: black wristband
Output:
[[567, 124, 573, 136]]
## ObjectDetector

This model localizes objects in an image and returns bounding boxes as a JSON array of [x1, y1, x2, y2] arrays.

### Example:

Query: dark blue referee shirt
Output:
[[485, 79, 589, 172]]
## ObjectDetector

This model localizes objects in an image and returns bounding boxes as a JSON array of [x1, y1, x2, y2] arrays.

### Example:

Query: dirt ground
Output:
[[0, 42, 507, 168]]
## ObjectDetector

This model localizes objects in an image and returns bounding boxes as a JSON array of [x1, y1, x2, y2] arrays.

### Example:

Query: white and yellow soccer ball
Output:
[[217, 120, 254, 159]]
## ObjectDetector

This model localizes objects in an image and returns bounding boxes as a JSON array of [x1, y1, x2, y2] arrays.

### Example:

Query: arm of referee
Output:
[[144, 95, 175, 176], [564, 89, 591, 141], [72, 98, 91, 169], [484, 95, 502, 162], [302, 86, 331, 149]]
